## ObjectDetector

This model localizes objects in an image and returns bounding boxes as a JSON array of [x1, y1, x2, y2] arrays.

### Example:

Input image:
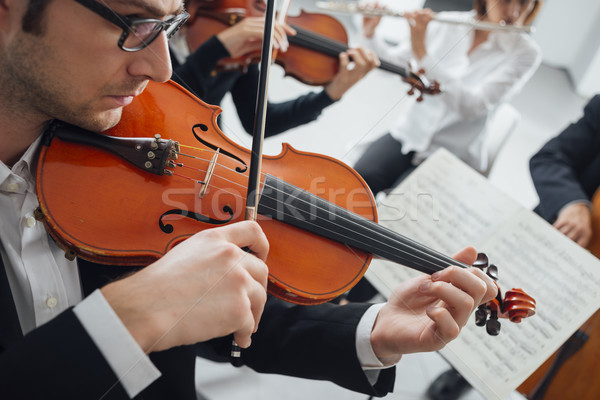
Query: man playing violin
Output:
[[170, 0, 380, 137], [0, 1, 496, 399]]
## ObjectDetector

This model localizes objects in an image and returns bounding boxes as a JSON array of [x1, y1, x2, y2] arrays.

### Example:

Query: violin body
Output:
[[273, 10, 348, 86], [36, 80, 376, 305], [37, 80, 533, 330], [185, 0, 441, 98]]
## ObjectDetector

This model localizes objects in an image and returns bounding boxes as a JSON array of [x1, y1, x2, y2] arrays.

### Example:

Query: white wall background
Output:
[[533, 0, 600, 97]]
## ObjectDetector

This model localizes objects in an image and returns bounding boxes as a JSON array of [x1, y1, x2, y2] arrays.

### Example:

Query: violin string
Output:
[[290, 26, 408, 77], [165, 146, 469, 272], [165, 156, 463, 274], [256, 186, 464, 273], [179, 143, 212, 152], [177, 151, 209, 160], [291, 26, 350, 56], [172, 172, 204, 184], [167, 152, 452, 275]]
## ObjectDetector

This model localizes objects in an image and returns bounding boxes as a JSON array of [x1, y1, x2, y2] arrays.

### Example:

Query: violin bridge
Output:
[[198, 148, 220, 198]]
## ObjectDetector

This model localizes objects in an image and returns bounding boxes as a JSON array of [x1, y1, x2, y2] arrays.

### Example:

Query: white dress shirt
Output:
[[0, 136, 389, 397], [362, 10, 541, 172], [0, 136, 159, 398]]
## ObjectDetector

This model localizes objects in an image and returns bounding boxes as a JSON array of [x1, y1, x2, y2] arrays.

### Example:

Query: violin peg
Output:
[[486, 264, 499, 280], [416, 95, 424, 102], [475, 305, 488, 326], [473, 253, 489, 269], [486, 317, 501, 336], [407, 88, 415, 96]]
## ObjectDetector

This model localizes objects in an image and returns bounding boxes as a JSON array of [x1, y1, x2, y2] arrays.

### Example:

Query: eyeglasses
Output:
[[74, 0, 190, 52]]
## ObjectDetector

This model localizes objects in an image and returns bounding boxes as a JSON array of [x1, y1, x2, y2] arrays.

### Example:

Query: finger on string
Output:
[[465, 267, 497, 304], [348, 48, 366, 67], [338, 51, 350, 68], [282, 22, 296, 36], [425, 275, 476, 326], [432, 267, 488, 305], [451, 246, 478, 265]]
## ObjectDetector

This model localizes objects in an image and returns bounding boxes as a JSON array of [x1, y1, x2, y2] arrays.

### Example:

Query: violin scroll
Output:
[[404, 67, 441, 102], [472, 253, 536, 336]]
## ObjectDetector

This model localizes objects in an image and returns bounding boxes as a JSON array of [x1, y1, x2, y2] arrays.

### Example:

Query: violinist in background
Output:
[[345, 0, 543, 304], [0, 1, 498, 399], [170, 0, 380, 137]]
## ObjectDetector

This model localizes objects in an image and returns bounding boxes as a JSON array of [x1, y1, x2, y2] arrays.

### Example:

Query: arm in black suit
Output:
[[0, 261, 199, 400], [198, 296, 395, 397], [530, 95, 600, 222], [1, 260, 394, 399], [171, 36, 335, 137]]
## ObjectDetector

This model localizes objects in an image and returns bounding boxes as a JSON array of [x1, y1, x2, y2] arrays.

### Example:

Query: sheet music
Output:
[[366, 149, 600, 400]]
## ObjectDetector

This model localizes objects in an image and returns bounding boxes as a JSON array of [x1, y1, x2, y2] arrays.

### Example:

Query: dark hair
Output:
[[474, 0, 542, 26], [22, 0, 52, 35]]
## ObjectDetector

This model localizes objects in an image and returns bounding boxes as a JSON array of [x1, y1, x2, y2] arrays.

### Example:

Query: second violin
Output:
[[184, 0, 440, 100]]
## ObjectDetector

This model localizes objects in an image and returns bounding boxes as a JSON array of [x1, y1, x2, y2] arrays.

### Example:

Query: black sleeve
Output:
[[0, 309, 130, 399], [230, 65, 336, 137], [0, 258, 199, 400], [530, 95, 600, 222], [196, 297, 395, 397], [171, 35, 231, 100]]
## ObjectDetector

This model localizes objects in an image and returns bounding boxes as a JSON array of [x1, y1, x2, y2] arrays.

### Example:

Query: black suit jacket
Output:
[[0, 257, 395, 399], [530, 95, 600, 222]]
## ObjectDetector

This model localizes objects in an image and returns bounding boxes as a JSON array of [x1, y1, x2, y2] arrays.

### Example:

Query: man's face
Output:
[[0, 0, 182, 132]]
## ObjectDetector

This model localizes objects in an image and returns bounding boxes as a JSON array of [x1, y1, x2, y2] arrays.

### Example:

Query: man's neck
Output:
[[0, 109, 49, 168]]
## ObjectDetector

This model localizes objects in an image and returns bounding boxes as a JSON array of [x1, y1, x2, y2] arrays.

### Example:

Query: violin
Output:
[[185, 0, 440, 101], [36, 80, 532, 335]]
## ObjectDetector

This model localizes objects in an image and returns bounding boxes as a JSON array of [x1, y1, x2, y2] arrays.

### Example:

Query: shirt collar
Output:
[[0, 135, 44, 190]]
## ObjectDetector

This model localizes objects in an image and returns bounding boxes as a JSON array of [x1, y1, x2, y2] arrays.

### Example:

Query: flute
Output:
[[315, 1, 535, 34]]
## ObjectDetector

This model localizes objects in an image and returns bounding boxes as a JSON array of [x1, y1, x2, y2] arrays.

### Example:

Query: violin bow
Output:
[[245, 0, 276, 222], [231, 0, 278, 364]]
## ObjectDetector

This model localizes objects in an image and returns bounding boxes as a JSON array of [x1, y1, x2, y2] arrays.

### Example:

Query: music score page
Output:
[[365, 149, 600, 400]]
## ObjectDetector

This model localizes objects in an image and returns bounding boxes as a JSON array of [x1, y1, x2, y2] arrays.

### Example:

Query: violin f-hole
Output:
[[192, 123, 248, 172]]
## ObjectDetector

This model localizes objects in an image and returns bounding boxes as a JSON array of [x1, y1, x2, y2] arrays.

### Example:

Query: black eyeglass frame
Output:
[[74, 0, 190, 52]]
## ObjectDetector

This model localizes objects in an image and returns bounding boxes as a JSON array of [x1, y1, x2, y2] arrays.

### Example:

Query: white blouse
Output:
[[362, 10, 541, 171]]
